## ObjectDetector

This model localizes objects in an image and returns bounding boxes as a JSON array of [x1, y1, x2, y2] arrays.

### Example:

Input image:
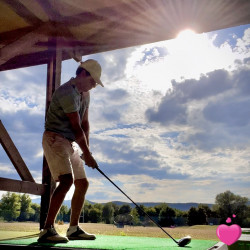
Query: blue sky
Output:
[[0, 24, 250, 204]]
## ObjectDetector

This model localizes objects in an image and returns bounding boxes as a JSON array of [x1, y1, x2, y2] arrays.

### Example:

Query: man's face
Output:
[[79, 70, 97, 92]]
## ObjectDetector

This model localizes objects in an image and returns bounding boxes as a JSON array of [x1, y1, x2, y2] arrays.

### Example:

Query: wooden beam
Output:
[[0, 177, 46, 196], [53, 0, 137, 27], [0, 27, 34, 47], [0, 50, 52, 72], [0, 120, 35, 182], [36, 0, 61, 22], [36, 0, 82, 62], [3, 0, 42, 26], [0, 48, 76, 72], [40, 38, 61, 229], [45, 39, 62, 111], [0, 23, 52, 66], [36, 38, 86, 62]]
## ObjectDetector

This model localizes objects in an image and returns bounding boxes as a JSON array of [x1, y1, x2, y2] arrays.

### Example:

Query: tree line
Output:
[[0, 190, 249, 227]]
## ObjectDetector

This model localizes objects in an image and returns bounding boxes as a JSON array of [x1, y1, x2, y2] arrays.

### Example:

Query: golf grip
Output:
[[96, 167, 178, 243]]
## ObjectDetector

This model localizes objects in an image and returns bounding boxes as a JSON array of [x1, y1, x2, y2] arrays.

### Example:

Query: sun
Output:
[[173, 29, 200, 52], [126, 28, 219, 94], [176, 29, 197, 41]]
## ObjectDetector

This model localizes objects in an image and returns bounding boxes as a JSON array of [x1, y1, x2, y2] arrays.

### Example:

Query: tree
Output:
[[197, 207, 207, 225], [30, 203, 40, 222], [174, 209, 186, 218], [146, 207, 157, 217], [159, 205, 176, 227], [131, 208, 140, 225], [214, 190, 249, 226], [83, 201, 93, 222], [88, 207, 102, 223], [242, 206, 250, 227], [93, 203, 103, 211], [57, 205, 69, 222], [145, 207, 158, 223], [0, 192, 20, 221], [102, 203, 114, 224], [136, 204, 146, 221], [198, 204, 212, 218], [18, 194, 32, 221], [187, 207, 198, 226], [118, 204, 131, 215], [154, 204, 166, 215], [187, 206, 207, 226], [111, 203, 120, 217]]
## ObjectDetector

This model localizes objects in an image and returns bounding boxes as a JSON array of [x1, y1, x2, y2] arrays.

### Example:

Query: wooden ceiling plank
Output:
[[0, 26, 34, 46], [36, 0, 82, 62], [0, 0, 250, 71], [36, 0, 62, 22], [60, 0, 138, 27], [35, 0, 79, 41], [3, 0, 42, 26], [0, 23, 52, 66]]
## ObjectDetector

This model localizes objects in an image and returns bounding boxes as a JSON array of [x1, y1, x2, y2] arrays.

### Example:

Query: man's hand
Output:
[[66, 111, 97, 168], [81, 152, 98, 169]]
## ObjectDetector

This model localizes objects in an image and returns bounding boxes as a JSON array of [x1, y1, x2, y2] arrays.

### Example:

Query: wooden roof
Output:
[[1, 0, 250, 71]]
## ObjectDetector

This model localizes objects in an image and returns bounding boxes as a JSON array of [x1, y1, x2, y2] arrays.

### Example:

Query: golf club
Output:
[[96, 166, 191, 247]]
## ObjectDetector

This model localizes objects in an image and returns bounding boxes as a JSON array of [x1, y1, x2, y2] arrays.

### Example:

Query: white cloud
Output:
[[235, 28, 250, 54], [85, 26, 250, 203], [1, 25, 250, 204], [0, 163, 16, 174], [124, 29, 250, 95], [0, 65, 46, 115]]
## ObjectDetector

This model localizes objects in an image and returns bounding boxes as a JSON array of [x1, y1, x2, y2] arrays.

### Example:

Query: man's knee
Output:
[[74, 178, 89, 191], [58, 173, 73, 191]]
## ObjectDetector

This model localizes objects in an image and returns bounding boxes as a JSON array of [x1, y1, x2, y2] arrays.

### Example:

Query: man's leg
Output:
[[70, 178, 89, 226], [44, 173, 73, 229], [67, 178, 96, 240]]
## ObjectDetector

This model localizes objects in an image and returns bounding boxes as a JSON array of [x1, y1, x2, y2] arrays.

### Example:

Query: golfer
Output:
[[38, 59, 104, 243]]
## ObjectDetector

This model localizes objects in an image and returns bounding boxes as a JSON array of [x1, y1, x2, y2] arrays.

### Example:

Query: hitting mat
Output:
[[0, 234, 218, 249]]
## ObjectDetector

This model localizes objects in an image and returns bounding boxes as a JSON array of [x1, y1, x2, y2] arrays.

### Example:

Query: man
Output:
[[38, 59, 104, 243]]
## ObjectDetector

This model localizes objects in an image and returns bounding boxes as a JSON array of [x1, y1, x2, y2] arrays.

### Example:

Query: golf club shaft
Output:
[[96, 167, 178, 244]]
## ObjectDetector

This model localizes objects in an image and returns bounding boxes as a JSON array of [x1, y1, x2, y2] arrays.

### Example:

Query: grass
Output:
[[0, 222, 219, 241]]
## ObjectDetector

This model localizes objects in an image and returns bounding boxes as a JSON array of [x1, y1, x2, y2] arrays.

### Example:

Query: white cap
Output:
[[80, 59, 104, 87]]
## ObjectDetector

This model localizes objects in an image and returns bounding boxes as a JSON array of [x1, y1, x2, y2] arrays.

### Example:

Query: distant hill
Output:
[[31, 198, 213, 211], [31, 198, 95, 208], [105, 201, 214, 211]]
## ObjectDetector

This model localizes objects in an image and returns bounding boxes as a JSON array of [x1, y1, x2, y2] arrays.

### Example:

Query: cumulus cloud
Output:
[[0, 163, 16, 174], [1, 25, 250, 203], [204, 99, 250, 127], [0, 67, 46, 116], [145, 63, 250, 151]]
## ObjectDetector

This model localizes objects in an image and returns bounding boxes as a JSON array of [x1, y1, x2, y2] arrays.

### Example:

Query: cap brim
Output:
[[95, 78, 104, 87]]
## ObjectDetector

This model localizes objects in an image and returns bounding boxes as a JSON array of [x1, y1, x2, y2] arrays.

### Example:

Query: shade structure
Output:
[[1, 0, 250, 71]]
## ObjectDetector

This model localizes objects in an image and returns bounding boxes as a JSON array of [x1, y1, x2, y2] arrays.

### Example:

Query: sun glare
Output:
[[177, 29, 197, 40], [127, 27, 235, 94]]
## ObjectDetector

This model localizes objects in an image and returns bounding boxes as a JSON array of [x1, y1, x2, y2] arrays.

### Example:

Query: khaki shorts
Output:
[[42, 131, 86, 182]]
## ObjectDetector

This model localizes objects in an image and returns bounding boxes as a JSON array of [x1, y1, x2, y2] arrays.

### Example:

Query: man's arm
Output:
[[81, 108, 90, 146], [66, 111, 97, 168]]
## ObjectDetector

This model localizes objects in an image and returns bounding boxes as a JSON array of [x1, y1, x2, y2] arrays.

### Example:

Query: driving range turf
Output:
[[0, 234, 218, 249], [0, 223, 219, 249]]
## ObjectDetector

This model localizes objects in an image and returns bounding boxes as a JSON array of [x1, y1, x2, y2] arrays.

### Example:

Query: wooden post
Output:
[[40, 38, 62, 229]]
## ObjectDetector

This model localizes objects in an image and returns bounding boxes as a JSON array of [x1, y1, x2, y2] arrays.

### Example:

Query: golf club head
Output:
[[178, 235, 191, 247]]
